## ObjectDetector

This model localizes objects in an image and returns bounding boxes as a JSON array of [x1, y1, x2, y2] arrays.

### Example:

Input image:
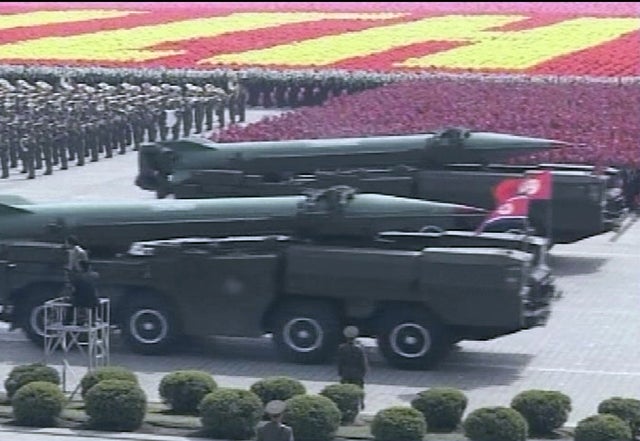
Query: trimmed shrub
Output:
[[320, 383, 364, 424], [199, 388, 263, 440], [250, 376, 306, 404], [574, 414, 632, 441], [4, 363, 60, 399], [12, 381, 65, 427], [284, 394, 341, 441], [80, 366, 138, 399], [371, 406, 427, 441], [510, 389, 571, 435], [411, 387, 467, 432], [463, 406, 528, 441], [159, 370, 217, 414], [598, 397, 640, 435], [85, 379, 147, 431]]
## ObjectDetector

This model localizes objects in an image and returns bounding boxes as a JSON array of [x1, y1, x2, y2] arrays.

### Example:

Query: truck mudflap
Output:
[[520, 284, 553, 329], [526, 268, 556, 306], [0, 303, 13, 323]]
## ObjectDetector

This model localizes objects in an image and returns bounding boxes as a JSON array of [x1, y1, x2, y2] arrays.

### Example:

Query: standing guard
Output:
[[19, 129, 36, 179], [336, 326, 368, 410]]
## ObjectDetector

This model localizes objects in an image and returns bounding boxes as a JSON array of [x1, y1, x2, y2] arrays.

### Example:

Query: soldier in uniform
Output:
[[0, 128, 8, 178], [69, 119, 85, 166], [7, 119, 19, 169], [33, 122, 53, 175], [182, 92, 194, 137], [192, 87, 205, 134], [52, 122, 69, 170], [227, 73, 248, 124], [19, 129, 36, 179], [336, 326, 368, 410], [257, 400, 294, 441]]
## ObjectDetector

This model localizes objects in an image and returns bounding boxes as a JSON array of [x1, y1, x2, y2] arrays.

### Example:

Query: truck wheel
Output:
[[377, 310, 447, 370], [121, 295, 179, 355], [272, 302, 340, 364], [18, 288, 62, 347]]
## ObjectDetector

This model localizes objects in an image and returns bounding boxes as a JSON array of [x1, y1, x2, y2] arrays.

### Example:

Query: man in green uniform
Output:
[[257, 400, 294, 441], [337, 326, 368, 409]]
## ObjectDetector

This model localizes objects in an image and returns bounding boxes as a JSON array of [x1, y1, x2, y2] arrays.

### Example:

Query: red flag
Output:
[[476, 195, 530, 234], [518, 171, 552, 200], [493, 177, 524, 203]]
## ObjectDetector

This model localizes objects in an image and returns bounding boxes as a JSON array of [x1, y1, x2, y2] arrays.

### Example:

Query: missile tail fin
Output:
[[0, 195, 33, 205], [0, 202, 31, 215]]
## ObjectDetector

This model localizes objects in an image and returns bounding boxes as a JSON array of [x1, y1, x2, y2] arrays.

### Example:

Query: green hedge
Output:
[[510, 389, 571, 435], [159, 370, 217, 414], [574, 414, 632, 441], [411, 387, 467, 432], [199, 388, 263, 440], [284, 394, 341, 441], [250, 376, 306, 405], [80, 366, 138, 399], [11, 381, 65, 427], [320, 383, 364, 424], [371, 406, 427, 441], [598, 397, 640, 435], [4, 363, 60, 399], [463, 406, 528, 441], [85, 379, 147, 431]]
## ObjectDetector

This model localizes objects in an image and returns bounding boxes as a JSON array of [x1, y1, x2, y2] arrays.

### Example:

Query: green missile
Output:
[[136, 128, 568, 193], [0, 187, 486, 255]]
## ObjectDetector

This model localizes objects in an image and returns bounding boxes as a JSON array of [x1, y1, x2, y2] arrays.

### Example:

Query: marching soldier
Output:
[[33, 122, 53, 175], [182, 93, 194, 137], [165, 98, 183, 141], [19, 129, 36, 179], [202, 83, 227, 130], [83, 119, 99, 162], [0, 129, 8, 178], [227, 73, 248, 124], [69, 119, 85, 166], [192, 88, 205, 134], [129, 101, 145, 151], [8, 121, 19, 169], [52, 122, 69, 170]]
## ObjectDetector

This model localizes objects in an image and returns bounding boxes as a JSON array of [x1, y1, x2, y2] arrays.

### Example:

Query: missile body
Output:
[[136, 129, 565, 193], [0, 188, 485, 256]]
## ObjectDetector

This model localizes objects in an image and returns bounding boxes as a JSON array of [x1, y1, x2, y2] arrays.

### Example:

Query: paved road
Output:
[[0, 110, 639, 425]]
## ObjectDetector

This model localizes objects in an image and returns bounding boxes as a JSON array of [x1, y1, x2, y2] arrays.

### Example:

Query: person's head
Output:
[[65, 235, 81, 248], [265, 400, 286, 422], [343, 325, 359, 342]]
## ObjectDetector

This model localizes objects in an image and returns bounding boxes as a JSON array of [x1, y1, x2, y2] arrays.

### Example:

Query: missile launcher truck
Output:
[[0, 228, 554, 370]]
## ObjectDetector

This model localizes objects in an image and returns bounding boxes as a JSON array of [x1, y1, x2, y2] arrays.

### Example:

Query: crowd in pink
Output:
[[216, 78, 640, 168]]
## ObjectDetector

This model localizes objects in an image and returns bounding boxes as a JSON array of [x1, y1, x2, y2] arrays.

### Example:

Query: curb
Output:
[[0, 425, 197, 441]]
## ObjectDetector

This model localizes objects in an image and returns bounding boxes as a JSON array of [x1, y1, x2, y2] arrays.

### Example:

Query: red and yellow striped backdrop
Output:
[[0, 2, 637, 76]]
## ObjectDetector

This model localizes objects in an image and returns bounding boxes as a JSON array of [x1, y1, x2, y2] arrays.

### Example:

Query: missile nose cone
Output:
[[453, 204, 488, 215], [468, 132, 568, 149]]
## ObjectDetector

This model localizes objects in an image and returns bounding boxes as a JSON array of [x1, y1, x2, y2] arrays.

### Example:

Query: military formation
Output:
[[0, 77, 231, 179]]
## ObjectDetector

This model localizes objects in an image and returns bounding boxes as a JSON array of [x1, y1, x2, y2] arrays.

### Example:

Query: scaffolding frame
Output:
[[43, 297, 111, 391]]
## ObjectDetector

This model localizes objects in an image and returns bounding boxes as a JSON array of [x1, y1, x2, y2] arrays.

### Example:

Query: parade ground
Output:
[[0, 109, 639, 433]]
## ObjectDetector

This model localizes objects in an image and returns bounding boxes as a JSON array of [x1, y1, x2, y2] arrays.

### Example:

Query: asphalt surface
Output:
[[0, 109, 639, 436]]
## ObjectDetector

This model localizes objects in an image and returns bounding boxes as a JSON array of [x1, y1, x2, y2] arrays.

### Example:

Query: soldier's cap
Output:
[[265, 400, 286, 415], [343, 326, 359, 339]]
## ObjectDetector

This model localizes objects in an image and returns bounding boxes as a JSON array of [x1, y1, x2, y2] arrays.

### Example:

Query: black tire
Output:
[[18, 286, 63, 347], [120, 294, 180, 355], [271, 301, 341, 364], [377, 309, 448, 370]]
